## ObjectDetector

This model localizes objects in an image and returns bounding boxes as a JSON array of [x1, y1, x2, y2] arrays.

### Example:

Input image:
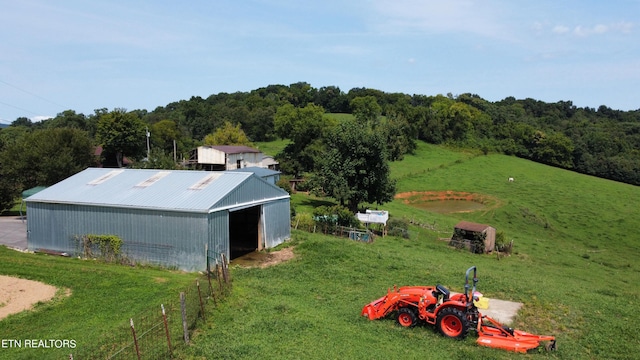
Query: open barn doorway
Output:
[[229, 206, 262, 259]]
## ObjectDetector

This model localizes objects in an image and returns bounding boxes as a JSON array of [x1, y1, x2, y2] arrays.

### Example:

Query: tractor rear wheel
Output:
[[396, 308, 418, 327], [436, 307, 469, 339]]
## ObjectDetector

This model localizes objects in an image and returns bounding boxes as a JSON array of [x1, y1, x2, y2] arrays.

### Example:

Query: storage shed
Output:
[[25, 168, 291, 271], [451, 221, 496, 253]]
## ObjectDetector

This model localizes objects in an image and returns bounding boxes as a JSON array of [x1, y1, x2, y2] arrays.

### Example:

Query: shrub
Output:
[[494, 231, 512, 253], [276, 177, 292, 194], [313, 205, 359, 228], [387, 217, 411, 239], [75, 234, 123, 262], [293, 212, 315, 232]]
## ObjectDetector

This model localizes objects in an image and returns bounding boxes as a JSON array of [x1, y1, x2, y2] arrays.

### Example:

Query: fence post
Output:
[[205, 243, 209, 274], [221, 254, 229, 284], [161, 304, 172, 357], [216, 261, 223, 292], [130, 318, 141, 360], [180, 292, 190, 344], [207, 268, 216, 305], [196, 279, 206, 321]]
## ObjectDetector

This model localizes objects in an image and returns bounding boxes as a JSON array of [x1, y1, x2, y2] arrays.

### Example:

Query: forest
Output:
[[1, 81, 638, 212]]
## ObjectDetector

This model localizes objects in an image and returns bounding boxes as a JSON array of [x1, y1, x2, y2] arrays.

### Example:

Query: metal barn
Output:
[[25, 168, 291, 271]]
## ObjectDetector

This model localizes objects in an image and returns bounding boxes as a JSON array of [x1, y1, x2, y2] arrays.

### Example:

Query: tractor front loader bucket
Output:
[[476, 315, 556, 353], [361, 295, 389, 320]]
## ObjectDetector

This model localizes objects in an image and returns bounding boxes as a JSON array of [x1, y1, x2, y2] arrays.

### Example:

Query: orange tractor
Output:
[[361, 266, 556, 353]]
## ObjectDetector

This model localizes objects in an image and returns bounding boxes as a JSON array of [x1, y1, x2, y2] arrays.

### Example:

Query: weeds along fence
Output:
[[70, 253, 231, 360], [295, 222, 376, 243]]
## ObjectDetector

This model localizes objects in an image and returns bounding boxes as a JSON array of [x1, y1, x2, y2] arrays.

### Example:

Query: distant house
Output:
[[186, 145, 277, 171], [451, 221, 496, 253], [261, 155, 279, 171]]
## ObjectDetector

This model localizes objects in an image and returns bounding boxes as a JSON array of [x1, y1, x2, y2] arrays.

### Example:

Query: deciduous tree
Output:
[[316, 119, 396, 212], [274, 103, 335, 176], [95, 109, 147, 167], [203, 121, 253, 146]]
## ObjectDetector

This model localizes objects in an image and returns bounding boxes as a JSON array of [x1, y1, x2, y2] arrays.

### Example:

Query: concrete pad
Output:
[[0, 216, 28, 250], [479, 297, 523, 325], [452, 292, 522, 325]]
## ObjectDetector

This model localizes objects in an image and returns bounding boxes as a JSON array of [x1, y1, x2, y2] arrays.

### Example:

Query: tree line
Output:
[[1, 82, 638, 212]]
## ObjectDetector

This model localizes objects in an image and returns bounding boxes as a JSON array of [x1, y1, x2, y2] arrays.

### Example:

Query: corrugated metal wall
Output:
[[207, 210, 230, 262], [262, 198, 291, 248], [27, 203, 209, 271]]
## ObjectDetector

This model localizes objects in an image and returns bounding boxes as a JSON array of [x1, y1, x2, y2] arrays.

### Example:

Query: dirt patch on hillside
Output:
[[259, 247, 295, 268], [0, 275, 68, 321], [232, 247, 295, 268], [395, 191, 501, 213]]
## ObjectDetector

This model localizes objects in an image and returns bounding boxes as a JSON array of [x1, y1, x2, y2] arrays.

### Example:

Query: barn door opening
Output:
[[229, 205, 261, 259]]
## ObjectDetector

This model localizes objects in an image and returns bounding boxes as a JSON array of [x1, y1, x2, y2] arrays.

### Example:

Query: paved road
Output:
[[0, 216, 27, 250]]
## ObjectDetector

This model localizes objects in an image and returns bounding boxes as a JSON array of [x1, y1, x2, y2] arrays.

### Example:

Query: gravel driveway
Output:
[[0, 216, 27, 250]]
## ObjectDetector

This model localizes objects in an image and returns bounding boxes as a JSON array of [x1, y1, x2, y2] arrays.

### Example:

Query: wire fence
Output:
[[70, 254, 231, 360], [309, 224, 376, 243]]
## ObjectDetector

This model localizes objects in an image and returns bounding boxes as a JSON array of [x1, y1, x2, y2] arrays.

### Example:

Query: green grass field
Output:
[[1, 141, 638, 359], [178, 143, 639, 359]]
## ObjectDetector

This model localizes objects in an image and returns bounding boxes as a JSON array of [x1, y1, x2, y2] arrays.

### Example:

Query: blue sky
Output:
[[1, 0, 638, 124]]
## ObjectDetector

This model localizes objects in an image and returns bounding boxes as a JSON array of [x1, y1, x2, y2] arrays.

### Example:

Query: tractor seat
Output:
[[435, 284, 450, 300]]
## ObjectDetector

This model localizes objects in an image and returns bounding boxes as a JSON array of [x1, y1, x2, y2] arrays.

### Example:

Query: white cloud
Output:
[[573, 25, 608, 37], [612, 21, 634, 33], [31, 116, 53, 122], [370, 0, 510, 40], [553, 25, 570, 34], [550, 22, 635, 37]]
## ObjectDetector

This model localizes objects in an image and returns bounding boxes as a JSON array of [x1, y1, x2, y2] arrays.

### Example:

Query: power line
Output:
[[0, 100, 40, 116], [0, 79, 69, 109]]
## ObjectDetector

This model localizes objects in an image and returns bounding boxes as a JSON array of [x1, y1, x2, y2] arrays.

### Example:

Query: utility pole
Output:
[[146, 127, 150, 160]]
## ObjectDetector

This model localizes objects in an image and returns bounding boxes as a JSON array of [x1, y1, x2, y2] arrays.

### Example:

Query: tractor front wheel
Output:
[[436, 307, 469, 339], [396, 308, 418, 327]]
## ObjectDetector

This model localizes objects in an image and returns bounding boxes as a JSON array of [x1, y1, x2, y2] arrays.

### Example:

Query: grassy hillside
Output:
[[181, 142, 639, 359], [0, 141, 637, 359]]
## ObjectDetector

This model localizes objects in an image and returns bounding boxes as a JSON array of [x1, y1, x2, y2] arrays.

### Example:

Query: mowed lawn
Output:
[[180, 142, 639, 359]]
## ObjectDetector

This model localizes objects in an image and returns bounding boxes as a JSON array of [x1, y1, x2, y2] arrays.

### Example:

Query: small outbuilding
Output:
[[25, 168, 291, 271], [451, 221, 496, 253]]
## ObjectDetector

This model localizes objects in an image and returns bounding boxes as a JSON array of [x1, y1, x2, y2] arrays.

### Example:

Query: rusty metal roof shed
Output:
[[454, 221, 492, 232]]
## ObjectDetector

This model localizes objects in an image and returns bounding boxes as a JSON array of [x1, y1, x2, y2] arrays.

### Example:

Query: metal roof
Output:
[[229, 166, 281, 178], [454, 221, 493, 232], [208, 145, 261, 154], [25, 168, 288, 213]]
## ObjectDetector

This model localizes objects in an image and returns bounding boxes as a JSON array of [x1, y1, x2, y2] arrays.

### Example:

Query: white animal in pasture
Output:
[[508, 177, 514, 182]]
